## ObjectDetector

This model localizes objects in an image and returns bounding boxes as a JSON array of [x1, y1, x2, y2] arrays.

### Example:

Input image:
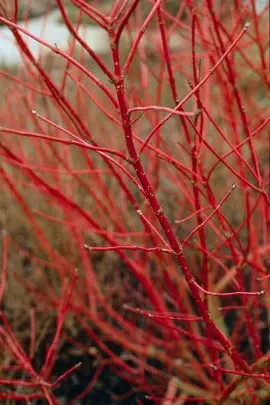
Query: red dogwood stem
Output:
[[109, 25, 251, 372]]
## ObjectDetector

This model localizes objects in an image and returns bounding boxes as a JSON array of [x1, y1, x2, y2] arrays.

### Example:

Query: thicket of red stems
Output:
[[0, 0, 269, 404]]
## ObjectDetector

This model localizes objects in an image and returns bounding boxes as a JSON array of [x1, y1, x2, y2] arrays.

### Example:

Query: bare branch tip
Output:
[[209, 364, 218, 370], [257, 290, 265, 296]]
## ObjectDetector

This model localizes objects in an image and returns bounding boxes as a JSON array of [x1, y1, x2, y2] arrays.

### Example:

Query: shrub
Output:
[[0, 0, 269, 404]]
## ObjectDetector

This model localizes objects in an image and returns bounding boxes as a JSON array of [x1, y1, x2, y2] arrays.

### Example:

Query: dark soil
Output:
[[34, 340, 156, 405]]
